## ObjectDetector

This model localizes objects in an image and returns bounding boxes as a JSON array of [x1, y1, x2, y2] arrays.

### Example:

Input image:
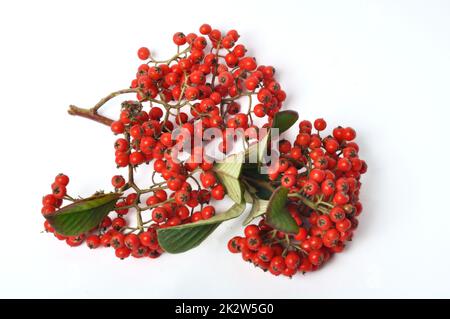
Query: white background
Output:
[[0, 0, 449, 298]]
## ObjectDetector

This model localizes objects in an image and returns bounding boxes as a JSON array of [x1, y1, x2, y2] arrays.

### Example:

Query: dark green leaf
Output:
[[245, 110, 299, 166], [272, 110, 299, 134], [265, 187, 299, 234], [158, 202, 247, 254], [241, 163, 274, 200], [45, 193, 121, 236]]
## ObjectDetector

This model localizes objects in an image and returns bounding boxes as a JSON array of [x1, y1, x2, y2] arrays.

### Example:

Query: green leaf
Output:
[[272, 110, 299, 134], [157, 202, 247, 253], [214, 152, 245, 203], [265, 187, 299, 234], [215, 173, 243, 203], [45, 193, 121, 236], [246, 110, 298, 165], [241, 163, 274, 200], [244, 190, 254, 204], [213, 152, 245, 179], [243, 197, 270, 225]]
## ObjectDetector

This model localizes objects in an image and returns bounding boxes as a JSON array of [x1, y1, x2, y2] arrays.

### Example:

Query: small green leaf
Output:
[[45, 193, 121, 236], [243, 197, 270, 225], [214, 152, 245, 203], [265, 187, 299, 234], [272, 110, 299, 134], [213, 152, 245, 179], [158, 202, 247, 253], [246, 110, 299, 165]]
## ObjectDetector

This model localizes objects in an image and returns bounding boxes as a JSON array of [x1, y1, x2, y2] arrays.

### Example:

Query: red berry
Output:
[[199, 24, 212, 35], [173, 32, 186, 46], [304, 180, 319, 196], [336, 218, 352, 232], [137, 47, 150, 60], [244, 225, 260, 238], [314, 118, 327, 131], [333, 192, 350, 205], [201, 205, 215, 219], [55, 174, 70, 186], [200, 172, 216, 188], [281, 174, 296, 188], [310, 169, 326, 183], [110, 233, 125, 249], [257, 246, 274, 262], [41, 205, 55, 216], [152, 207, 167, 223], [330, 206, 345, 222], [111, 121, 125, 134], [344, 127, 356, 141], [285, 251, 301, 270], [317, 215, 332, 231], [112, 217, 126, 230], [51, 183, 66, 199], [269, 256, 286, 275], [227, 236, 242, 253], [124, 234, 140, 250], [115, 247, 131, 259], [211, 184, 225, 200], [129, 151, 145, 166], [111, 175, 126, 188], [86, 235, 101, 249], [308, 250, 324, 266], [42, 194, 57, 207]]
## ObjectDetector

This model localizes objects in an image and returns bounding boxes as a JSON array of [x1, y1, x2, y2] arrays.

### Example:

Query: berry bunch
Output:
[[43, 23, 286, 260], [229, 119, 367, 276], [42, 24, 367, 276]]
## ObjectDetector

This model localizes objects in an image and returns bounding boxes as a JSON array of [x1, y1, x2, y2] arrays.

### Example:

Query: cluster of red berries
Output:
[[229, 118, 367, 277], [42, 24, 367, 275], [42, 23, 287, 260], [41, 174, 69, 217], [130, 23, 286, 133]]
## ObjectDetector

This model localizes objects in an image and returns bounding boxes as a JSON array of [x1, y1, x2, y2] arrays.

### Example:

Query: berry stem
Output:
[[147, 45, 192, 66], [288, 193, 330, 214]]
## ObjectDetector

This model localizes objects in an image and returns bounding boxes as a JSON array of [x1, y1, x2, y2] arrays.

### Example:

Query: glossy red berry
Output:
[[227, 236, 242, 253], [55, 174, 70, 186], [244, 225, 260, 238], [269, 256, 286, 276], [115, 247, 131, 259], [201, 206, 215, 219], [124, 234, 140, 250], [137, 47, 150, 60], [111, 175, 126, 188], [285, 252, 301, 270], [314, 118, 327, 131], [111, 121, 125, 134], [86, 235, 101, 249], [199, 23, 212, 35], [257, 246, 274, 263]]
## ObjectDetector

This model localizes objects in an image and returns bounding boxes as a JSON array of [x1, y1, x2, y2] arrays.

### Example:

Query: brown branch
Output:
[[67, 88, 140, 126], [68, 105, 114, 126]]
